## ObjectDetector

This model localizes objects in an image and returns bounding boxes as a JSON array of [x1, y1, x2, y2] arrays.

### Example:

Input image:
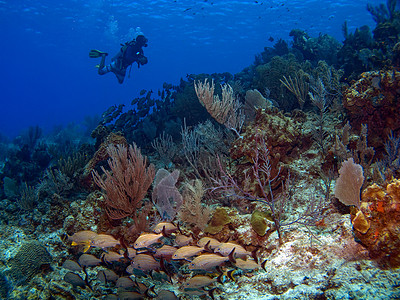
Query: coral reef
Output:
[[253, 54, 301, 111], [83, 132, 127, 181], [343, 69, 400, 150], [231, 107, 311, 187], [3, 4, 400, 299]]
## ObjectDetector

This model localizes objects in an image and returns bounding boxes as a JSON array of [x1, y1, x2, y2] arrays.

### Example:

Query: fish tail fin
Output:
[[83, 242, 91, 253], [217, 271, 225, 284], [216, 266, 224, 283], [251, 247, 260, 264], [204, 240, 213, 253], [261, 259, 268, 272], [83, 266, 93, 291], [177, 222, 183, 234], [228, 248, 236, 264], [208, 287, 217, 300], [161, 225, 170, 238], [144, 285, 157, 298], [226, 269, 236, 282], [160, 257, 172, 281]]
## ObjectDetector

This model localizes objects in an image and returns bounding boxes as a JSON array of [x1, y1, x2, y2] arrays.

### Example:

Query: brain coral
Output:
[[343, 69, 400, 149], [6, 240, 52, 285]]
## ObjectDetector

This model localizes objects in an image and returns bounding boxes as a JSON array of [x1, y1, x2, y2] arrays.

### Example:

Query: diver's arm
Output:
[[136, 54, 148, 68]]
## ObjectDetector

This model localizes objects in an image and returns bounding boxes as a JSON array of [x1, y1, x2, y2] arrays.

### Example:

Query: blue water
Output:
[[0, 0, 379, 138]]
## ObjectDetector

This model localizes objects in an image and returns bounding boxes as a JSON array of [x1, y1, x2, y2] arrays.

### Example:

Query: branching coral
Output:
[[92, 143, 155, 222], [215, 135, 323, 244], [194, 79, 244, 136]]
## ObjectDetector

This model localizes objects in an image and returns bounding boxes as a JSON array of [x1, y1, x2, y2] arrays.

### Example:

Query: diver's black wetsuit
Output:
[[98, 35, 148, 84]]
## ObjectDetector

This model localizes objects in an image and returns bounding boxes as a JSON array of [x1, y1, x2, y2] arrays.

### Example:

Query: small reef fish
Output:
[[129, 254, 160, 272], [133, 233, 163, 249], [117, 291, 144, 300], [97, 269, 119, 283], [91, 234, 120, 250], [64, 272, 86, 288], [175, 234, 193, 247], [172, 246, 204, 260], [115, 276, 135, 289], [78, 254, 101, 267], [234, 258, 261, 271], [126, 247, 137, 259], [101, 250, 124, 264], [219, 268, 236, 282], [182, 275, 217, 289], [182, 289, 209, 297], [154, 290, 179, 300], [197, 237, 221, 250], [68, 230, 98, 243], [215, 242, 251, 258], [135, 280, 149, 294], [188, 253, 230, 270], [153, 222, 178, 235], [62, 259, 82, 272], [68, 230, 98, 253], [154, 245, 178, 261]]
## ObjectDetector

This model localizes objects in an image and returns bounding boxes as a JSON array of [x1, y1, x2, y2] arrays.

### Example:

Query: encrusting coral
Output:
[[351, 178, 400, 267]]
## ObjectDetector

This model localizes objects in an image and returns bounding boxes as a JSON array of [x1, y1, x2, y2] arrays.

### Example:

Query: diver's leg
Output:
[[107, 61, 126, 84], [113, 67, 127, 84], [115, 72, 125, 84], [97, 54, 109, 75]]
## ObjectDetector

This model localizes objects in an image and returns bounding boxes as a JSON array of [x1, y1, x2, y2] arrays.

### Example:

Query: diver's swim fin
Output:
[[89, 49, 108, 58]]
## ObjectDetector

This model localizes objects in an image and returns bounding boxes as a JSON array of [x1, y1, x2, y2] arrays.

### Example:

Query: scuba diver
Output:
[[89, 33, 148, 84]]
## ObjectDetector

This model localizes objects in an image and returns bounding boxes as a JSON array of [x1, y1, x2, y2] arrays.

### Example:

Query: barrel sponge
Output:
[[6, 240, 52, 285]]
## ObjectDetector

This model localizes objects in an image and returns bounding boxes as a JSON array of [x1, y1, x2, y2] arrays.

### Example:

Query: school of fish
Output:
[[65, 222, 265, 299]]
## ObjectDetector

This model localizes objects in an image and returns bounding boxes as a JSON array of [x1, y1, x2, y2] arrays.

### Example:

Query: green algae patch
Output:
[[251, 210, 272, 236]]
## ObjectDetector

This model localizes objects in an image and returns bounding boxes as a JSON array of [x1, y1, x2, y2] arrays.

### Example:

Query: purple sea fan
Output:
[[152, 169, 183, 221], [334, 158, 364, 208]]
